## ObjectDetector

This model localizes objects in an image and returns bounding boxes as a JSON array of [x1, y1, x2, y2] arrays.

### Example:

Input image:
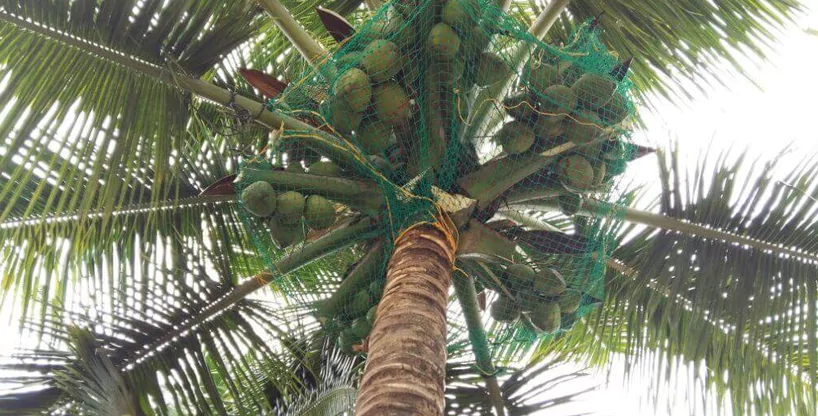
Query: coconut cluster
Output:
[[488, 263, 584, 333], [496, 51, 632, 207], [331, 279, 383, 353], [239, 162, 341, 249]]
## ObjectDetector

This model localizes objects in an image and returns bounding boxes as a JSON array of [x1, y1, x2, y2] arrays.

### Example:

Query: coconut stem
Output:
[[256, 0, 331, 71]]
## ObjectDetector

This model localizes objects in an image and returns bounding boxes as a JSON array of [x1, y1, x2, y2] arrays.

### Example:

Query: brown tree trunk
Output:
[[355, 221, 456, 415]]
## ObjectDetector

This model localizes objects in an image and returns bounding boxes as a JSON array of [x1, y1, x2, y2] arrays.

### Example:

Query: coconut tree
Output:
[[0, 0, 813, 415]]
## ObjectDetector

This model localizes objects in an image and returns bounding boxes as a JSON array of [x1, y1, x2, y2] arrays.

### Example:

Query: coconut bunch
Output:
[[478, 263, 584, 333], [494, 51, 633, 204], [240, 163, 340, 249]]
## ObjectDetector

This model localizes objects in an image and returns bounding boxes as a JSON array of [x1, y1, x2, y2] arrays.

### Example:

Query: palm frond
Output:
[[548, 148, 818, 415], [539, 0, 803, 103]]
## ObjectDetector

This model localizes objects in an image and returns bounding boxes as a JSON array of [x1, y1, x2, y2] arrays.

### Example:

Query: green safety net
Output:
[[234, 0, 637, 367]]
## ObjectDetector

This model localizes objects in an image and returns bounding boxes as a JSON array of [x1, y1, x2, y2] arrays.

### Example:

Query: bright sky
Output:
[[542, 5, 818, 416]]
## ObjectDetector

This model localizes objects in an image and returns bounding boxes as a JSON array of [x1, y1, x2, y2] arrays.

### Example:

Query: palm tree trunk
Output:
[[355, 221, 457, 415]]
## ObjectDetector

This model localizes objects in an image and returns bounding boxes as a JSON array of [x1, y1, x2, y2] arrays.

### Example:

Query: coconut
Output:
[[524, 62, 559, 93], [497, 121, 536, 155], [504, 263, 536, 291], [357, 117, 393, 154], [557, 155, 595, 190], [325, 99, 363, 134], [349, 290, 373, 317], [429, 58, 465, 86], [475, 53, 510, 86], [351, 317, 373, 338], [338, 329, 356, 352], [333, 68, 373, 112], [308, 160, 342, 176], [276, 191, 306, 225], [532, 114, 565, 140], [533, 268, 567, 296], [538, 85, 577, 115], [529, 301, 561, 332], [598, 91, 629, 125], [577, 139, 604, 160], [361, 40, 402, 83], [592, 162, 607, 186], [516, 291, 540, 312], [241, 181, 277, 217], [490, 297, 520, 322], [366, 305, 377, 324], [373, 82, 412, 126], [335, 52, 361, 69], [564, 111, 604, 144], [557, 193, 583, 216], [269, 218, 305, 249], [571, 73, 617, 110], [558, 289, 582, 314], [304, 195, 335, 230], [427, 23, 460, 60], [503, 91, 536, 122], [369, 279, 385, 299], [442, 0, 477, 31]]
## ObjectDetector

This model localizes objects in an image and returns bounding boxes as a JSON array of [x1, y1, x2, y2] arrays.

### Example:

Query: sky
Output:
[[541, 4, 818, 416]]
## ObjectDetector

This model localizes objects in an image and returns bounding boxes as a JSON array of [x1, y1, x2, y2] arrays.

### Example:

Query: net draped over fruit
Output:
[[234, 0, 637, 364]]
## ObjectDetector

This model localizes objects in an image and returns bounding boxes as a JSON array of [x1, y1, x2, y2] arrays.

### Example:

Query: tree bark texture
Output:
[[355, 222, 456, 415]]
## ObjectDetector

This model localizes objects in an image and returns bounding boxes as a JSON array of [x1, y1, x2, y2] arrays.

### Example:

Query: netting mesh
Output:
[[234, 0, 636, 361]]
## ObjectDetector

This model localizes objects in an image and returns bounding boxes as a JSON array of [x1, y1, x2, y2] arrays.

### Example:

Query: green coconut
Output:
[[361, 40, 402, 83], [598, 91, 630, 125], [564, 111, 604, 144], [529, 301, 561, 333], [335, 52, 361, 70], [557, 193, 583, 216], [524, 62, 559, 93], [357, 117, 393, 154], [369, 279, 385, 298], [577, 139, 604, 160], [504, 263, 536, 291], [351, 317, 373, 339], [490, 296, 520, 322], [333, 68, 373, 112], [285, 162, 305, 173], [557, 155, 595, 190], [497, 121, 535, 155], [349, 290, 373, 317], [269, 218, 305, 249], [304, 195, 335, 230], [441, 0, 477, 31], [532, 114, 565, 139], [338, 329, 356, 352], [373, 82, 412, 126], [533, 268, 567, 297], [308, 160, 342, 177], [427, 23, 460, 60], [325, 99, 363, 134], [571, 73, 617, 110], [366, 305, 377, 324], [592, 162, 607, 186], [538, 85, 577, 115], [429, 58, 465, 86], [558, 289, 582, 314], [516, 291, 540, 312], [503, 91, 536, 122], [241, 181, 277, 217], [475, 53, 511, 86], [276, 191, 306, 225]]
